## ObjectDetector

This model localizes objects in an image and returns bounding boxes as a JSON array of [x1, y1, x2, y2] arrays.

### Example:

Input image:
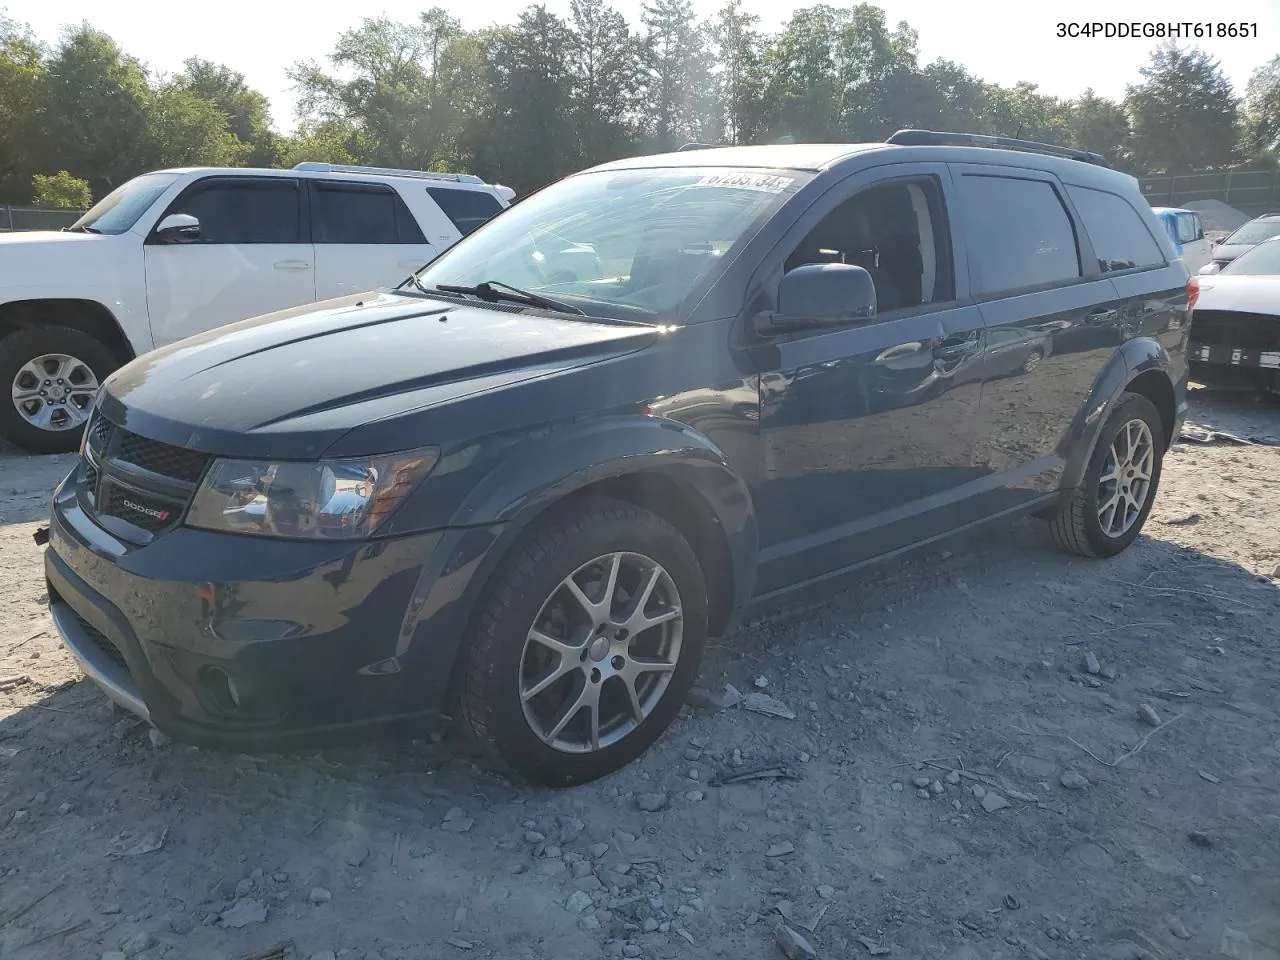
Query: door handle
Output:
[[1085, 308, 1118, 325], [273, 260, 311, 271], [933, 335, 981, 362]]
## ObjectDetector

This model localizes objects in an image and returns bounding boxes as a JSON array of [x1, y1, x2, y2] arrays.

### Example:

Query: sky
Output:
[[6, 0, 1278, 132]]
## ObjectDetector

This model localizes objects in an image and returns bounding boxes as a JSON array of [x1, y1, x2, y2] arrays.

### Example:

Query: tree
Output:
[[174, 58, 277, 165], [0, 15, 44, 203], [481, 7, 576, 192], [32, 170, 91, 208], [40, 25, 151, 194], [831, 5, 920, 139], [1241, 56, 1280, 157], [144, 83, 250, 169], [1125, 44, 1239, 173], [760, 6, 843, 142], [1067, 89, 1131, 167], [639, 0, 715, 150], [708, 1, 766, 144], [567, 0, 640, 163], [291, 16, 435, 167]]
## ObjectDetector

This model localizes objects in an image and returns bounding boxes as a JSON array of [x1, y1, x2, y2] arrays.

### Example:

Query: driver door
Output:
[[749, 163, 989, 595], [143, 176, 315, 347]]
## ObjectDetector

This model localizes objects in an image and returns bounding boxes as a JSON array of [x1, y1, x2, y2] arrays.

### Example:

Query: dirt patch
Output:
[[1, 393, 1279, 960]]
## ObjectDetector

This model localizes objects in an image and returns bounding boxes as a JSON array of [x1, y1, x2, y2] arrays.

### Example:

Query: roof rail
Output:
[[292, 161, 485, 184], [677, 142, 718, 152], [884, 129, 1110, 168]]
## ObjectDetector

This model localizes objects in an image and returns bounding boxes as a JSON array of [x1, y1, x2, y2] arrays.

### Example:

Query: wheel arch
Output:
[[0, 298, 136, 366], [1058, 337, 1178, 494]]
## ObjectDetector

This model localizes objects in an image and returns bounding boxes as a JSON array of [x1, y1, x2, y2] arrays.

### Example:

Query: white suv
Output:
[[0, 162, 513, 452]]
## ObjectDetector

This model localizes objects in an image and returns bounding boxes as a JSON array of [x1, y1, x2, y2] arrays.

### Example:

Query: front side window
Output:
[[70, 173, 179, 235], [313, 182, 426, 244], [784, 177, 953, 313], [415, 167, 806, 321], [958, 174, 1081, 295], [166, 179, 301, 244], [1067, 186, 1164, 273]]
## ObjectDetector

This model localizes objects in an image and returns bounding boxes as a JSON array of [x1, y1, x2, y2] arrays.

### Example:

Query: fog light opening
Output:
[[201, 666, 241, 715]]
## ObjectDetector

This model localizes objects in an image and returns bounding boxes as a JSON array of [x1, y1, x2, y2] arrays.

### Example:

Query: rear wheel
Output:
[[1048, 391, 1164, 558], [459, 498, 707, 786], [0, 326, 117, 453]]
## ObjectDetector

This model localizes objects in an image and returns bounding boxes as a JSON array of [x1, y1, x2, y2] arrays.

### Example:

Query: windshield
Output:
[[69, 173, 179, 235], [414, 167, 806, 321], [1221, 237, 1280, 276], [1221, 219, 1280, 246]]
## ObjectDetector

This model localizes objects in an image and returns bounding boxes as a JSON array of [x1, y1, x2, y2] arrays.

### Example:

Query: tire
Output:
[[1049, 391, 1165, 558], [0, 325, 118, 454], [459, 497, 708, 786]]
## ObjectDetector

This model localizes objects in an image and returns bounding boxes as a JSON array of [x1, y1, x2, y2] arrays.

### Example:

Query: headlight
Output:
[[185, 447, 439, 540]]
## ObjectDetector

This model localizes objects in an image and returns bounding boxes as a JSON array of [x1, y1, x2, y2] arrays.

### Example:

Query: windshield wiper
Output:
[[64, 224, 100, 234], [434, 280, 585, 316]]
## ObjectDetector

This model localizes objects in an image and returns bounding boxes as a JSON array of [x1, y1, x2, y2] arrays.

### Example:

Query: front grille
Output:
[[74, 610, 129, 673], [80, 411, 210, 539], [115, 432, 210, 484], [1191, 310, 1278, 351]]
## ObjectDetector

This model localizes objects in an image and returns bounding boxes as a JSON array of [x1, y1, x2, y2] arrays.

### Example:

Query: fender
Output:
[[453, 413, 758, 606], [388, 414, 760, 706], [1058, 336, 1174, 493]]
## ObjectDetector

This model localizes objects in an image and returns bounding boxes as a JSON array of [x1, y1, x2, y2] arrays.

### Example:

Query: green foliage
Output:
[[0, 7, 1270, 205], [32, 169, 91, 208], [1125, 44, 1239, 173]]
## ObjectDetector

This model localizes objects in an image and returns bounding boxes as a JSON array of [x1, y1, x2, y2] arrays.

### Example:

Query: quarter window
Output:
[[426, 187, 505, 237], [1067, 186, 1165, 273], [958, 175, 1080, 294], [312, 182, 426, 244], [166, 179, 301, 244]]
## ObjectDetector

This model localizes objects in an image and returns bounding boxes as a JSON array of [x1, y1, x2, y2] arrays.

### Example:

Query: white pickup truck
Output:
[[0, 162, 513, 452]]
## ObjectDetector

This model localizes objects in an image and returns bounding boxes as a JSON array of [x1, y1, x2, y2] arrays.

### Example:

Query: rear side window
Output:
[[1067, 186, 1165, 273], [312, 182, 426, 244], [168, 178, 301, 244], [427, 187, 504, 237], [957, 175, 1080, 295], [1176, 212, 1202, 243]]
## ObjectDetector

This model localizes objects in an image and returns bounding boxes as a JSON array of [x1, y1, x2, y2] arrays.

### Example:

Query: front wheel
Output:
[[458, 498, 708, 786], [1048, 391, 1165, 558], [0, 326, 118, 454]]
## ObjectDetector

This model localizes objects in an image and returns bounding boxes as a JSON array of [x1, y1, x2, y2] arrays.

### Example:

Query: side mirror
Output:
[[758, 263, 876, 334], [154, 213, 200, 242], [1197, 262, 1220, 276]]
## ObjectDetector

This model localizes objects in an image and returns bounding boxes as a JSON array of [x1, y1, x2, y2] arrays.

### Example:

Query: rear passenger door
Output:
[[951, 165, 1123, 502], [310, 180, 436, 300]]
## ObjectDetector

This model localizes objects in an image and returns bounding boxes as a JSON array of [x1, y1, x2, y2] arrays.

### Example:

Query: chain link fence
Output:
[[0, 206, 86, 232]]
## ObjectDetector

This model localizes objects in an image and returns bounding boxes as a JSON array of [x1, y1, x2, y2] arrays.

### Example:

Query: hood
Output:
[[99, 292, 658, 459], [0, 231, 131, 290], [1212, 243, 1251, 263], [1194, 275, 1280, 315]]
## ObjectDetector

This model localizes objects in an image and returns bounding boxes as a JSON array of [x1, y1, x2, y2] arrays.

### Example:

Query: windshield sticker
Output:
[[695, 172, 795, 193]]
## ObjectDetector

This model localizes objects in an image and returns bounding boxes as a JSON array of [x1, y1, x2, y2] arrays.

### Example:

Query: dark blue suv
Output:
[[43, 131, 1192, 784]]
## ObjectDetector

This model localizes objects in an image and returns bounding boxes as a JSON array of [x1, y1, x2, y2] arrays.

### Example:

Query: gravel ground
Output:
[[1, 389, 1278, 960]]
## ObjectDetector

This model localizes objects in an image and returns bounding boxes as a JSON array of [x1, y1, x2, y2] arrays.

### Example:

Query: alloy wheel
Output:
[[11, 353, 99, 432], [1097, 418, 1155, 537], [519, 551, 684, 754]]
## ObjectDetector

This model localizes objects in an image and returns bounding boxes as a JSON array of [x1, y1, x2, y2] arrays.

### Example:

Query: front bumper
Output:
[[46, 473, 509, 750]]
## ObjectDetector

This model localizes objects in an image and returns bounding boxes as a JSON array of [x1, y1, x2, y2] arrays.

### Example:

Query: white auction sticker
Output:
[[695, 172, 794, 193]]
